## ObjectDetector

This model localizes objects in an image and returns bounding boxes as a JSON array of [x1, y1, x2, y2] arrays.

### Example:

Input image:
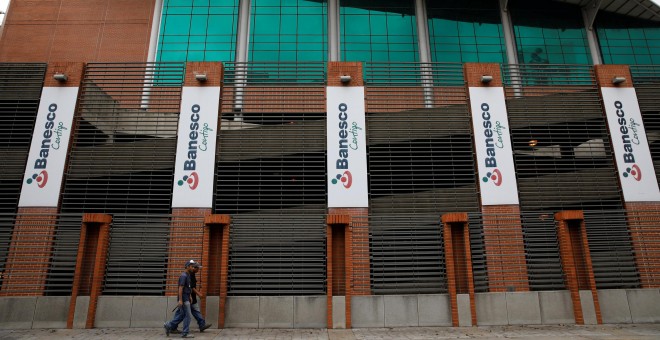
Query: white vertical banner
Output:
[[171, 86, 220, 208], [469, 87, 520, 205], [19, 87, 79, 207], [327, 86, 368, 208], [601, 87, 660, 202]]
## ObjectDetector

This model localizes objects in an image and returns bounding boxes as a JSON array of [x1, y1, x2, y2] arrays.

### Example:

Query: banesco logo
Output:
[[481, 102, 504, 187], [331, 171, 353, 188], [26, 170, 49, 188], [27, 103, 59, 189], [614, 101, 642, 182], [332, 102, 361, 190], [179, 104, 203, 190]]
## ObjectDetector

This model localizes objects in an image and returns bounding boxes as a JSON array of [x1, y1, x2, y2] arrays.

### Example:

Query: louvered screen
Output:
[[364, 62, 480, 294], [57, 63, 184, 294], [631, 65, 660, 185], [503, 64, 637, 290], [0, 63, 46, 213], [103, 215, 178, 295], [215, 63, 327, 295], [0, 63, 47, 290]]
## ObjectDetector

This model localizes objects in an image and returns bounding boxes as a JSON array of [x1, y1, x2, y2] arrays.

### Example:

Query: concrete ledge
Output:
[[73, 296, 90, 329], [33, 296, 70, 328], [598, 289, 632, 324], [332, 296, 345, 329], [130, 296, 167, 328], [506, 292, 541, 325], [294, 296, 326, 328], [475, 292, 507, 325], [206, 296, 219, 329], [579, 290, 598, 325], [0, 297, 37, 329], [539, 291, 574, 325], [259, 296, 293, 328], [457, 294, 472, 327], [225, 297, 259, 328], [384, 295, 418, 327], [352, 296, 384, 328], [417, 294, 451, 326], [626, 289, 660, 323], [95, 296, 133, 328]]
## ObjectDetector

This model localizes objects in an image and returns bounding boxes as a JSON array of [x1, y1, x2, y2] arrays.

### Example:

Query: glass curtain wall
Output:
[[596, 12, 660, 65], [509, 0, 591, 65], [340, 0, 418, 62], [426, 0, 505, 63], [157, 0, 239, 62], [248, 0, 327, 62]]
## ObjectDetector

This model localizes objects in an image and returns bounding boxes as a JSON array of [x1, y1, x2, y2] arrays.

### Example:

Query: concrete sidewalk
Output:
[[1, 324, 659, 339]]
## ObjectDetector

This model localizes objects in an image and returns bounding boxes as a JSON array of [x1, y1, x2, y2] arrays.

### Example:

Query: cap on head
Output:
[[185, 259, 202, 269]]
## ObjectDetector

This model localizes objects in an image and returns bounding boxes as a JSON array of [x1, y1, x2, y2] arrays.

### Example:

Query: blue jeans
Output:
[[165, 301, 192, 335], [191, 302, 206, 328]]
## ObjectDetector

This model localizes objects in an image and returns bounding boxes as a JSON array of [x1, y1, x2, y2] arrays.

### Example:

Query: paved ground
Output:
[[1, 324, 660, 340]]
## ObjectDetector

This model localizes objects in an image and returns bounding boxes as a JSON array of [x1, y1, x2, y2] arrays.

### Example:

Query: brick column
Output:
[[63, 213, 112, 329], [1, 62, 84, 297], [326, 214, 350, 328], [203, 214, 231, 328], [464, 63, 529, 292], [555, 210, 602, 325], [442, 213, 476, 327], [166, 208, 210, 296], [595, 64, 660, 288]]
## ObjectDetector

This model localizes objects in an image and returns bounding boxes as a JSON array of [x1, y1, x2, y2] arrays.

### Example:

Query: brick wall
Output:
[[625, 201, 660, 288], [442, 212, 476, 327], [0, 0, 156, 62], [166, 208, 209, 296]]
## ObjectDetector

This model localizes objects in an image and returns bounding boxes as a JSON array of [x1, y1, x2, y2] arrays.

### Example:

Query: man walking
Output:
[[170, 260, 212, 334], [164, 260, 197, 338]]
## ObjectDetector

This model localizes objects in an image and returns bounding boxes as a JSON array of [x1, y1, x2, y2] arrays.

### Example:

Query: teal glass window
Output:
[[509, 0, 591, 65], [249, 0, 327, 62], [157, 0, 239, 62], [596, 12, 660, 65], [340, 0, 418, 62], [427, 0, 505, 63]]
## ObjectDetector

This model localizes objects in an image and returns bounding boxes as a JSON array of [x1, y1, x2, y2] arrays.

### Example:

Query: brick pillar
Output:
[[595, 65, 660, 288], [326, 214, 350, 328], [1, 62, 84, 297], [64, 213, 112, 329], [203, 214, 231, 328], [0, 207, 58, 296], [166, 209, 210, 296], [464, 63, 529, 292], [555, 210, 602, 325], [442, 213, 477, 327]]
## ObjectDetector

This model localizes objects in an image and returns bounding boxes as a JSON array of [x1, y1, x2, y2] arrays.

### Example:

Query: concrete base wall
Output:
[[0, 289, 659, 329]]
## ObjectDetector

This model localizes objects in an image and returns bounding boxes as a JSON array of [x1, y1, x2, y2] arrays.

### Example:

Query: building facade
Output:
[[0, 0, 660, 329]]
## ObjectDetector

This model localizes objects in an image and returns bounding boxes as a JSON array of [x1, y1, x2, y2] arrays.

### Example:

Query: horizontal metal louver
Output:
[[61, 63, 185, 215], [103, 215, 176, 295], [631, 65, 660, 185], [0, 64, 47, 290], [503, 64, 637, 290], [216, 63, 327, 295], [364, 62, 479, 294], [0, 63, 46, 214], [368, 215, 446, 294]]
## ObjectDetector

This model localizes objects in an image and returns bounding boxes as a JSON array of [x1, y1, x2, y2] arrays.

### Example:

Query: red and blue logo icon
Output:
[[178, 172, 199, 190], [331, 171, 353, 189], [622, 164, 642, 181], [26, 170, 49, 188], [482, 169, 502, 186]]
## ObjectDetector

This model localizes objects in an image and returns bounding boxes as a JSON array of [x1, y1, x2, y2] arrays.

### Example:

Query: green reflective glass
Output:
[[427, 0, 505, 64], [157, 0, 239, 62], [248, 0, 327, 62], [509, 0, 591, 65], [596, 11, 660, 65], [340, 0, 418, 62]]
